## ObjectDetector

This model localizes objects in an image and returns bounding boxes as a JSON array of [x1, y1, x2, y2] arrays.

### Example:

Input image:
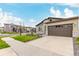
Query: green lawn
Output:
[[0, 37, 10, 49], [76, 37, 79, 45], [12, 34, 39, 42]]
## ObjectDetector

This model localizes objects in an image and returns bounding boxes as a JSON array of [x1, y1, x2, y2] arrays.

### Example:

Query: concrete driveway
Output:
[[26, 36, 74, 56], [1, 36, 74, 56], [2, 37, 60, 56]]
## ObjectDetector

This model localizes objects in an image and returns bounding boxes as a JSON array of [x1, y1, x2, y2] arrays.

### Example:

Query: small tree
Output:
[[31, 28, 33, 36], [19, 27, 22, 36], [19, 22, 22, 36]]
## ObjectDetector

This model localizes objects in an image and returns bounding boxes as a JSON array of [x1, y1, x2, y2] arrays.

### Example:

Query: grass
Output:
[[0, 32, 18, 34], [76, 37, 79, 45], [12, 34, 39, 42], [0, 37, 10, 49]]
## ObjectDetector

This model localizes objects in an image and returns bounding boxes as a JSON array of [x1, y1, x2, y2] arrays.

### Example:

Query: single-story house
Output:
[[36, 16, 79, 37]]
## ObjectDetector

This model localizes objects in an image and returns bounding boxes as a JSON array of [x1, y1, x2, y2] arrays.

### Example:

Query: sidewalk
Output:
[[0, 48, 17, 56]]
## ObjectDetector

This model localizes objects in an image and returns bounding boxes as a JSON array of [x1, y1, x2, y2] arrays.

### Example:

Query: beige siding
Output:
[[36, 23, 43, 34]]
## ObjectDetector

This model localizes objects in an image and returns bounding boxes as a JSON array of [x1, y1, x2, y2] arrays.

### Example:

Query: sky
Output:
[[0, 3, 79, 27]]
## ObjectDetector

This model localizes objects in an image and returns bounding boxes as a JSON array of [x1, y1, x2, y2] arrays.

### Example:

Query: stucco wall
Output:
[[4, 24, 13, 32], [36, 23, 44, 34]]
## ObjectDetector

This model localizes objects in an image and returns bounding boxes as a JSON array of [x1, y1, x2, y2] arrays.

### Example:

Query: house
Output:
[[0, 27, 4, 32], [4, 23, 20, 32], [25, 27, 36, 34], [3, 23, 36, 33], [36, 16, 79, 37], [4, 23, 26, 33]]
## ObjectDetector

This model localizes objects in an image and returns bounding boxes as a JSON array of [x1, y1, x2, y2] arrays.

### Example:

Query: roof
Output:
[[4, 23, 35, 28], [45, 16, 79, 24], [36, 16, 79, 26]]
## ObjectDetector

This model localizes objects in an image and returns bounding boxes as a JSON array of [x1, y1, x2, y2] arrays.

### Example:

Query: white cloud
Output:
[[0, 8, 3, 19], [55, 10, 61, 17], [13, 17, 23, 25], [50, 7, 76, 18], [0, 8, 22, 27], [0, 8, 2, 11], [65, 3, 79, 7], [50, 7, 56, 15], [25, 18, 37, 27], [64, 8, 76, 17], [57, 3, 79, 8], [50, 7, 62, 17], [29, 19, 36, 23], [0, 8, 36, 27]]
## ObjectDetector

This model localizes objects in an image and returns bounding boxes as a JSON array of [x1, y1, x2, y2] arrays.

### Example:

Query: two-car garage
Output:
[[36, 16, 79, 38], [48, 24, 73, 37]]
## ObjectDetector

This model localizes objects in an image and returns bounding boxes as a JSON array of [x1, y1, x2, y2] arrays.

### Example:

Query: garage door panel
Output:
[[48, 24, 72, 37]]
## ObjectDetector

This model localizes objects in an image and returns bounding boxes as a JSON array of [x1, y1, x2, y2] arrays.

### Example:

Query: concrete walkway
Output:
[[0, 48, 17, 56], [2, 37, 60, 56]]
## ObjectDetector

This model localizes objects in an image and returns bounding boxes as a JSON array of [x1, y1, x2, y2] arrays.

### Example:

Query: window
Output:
[[55, 25, 63, 28], [38, 27, 41, 31], [50, 19, 52, 22]]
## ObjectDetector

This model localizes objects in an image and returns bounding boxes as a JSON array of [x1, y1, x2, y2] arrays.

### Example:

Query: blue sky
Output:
[[0, 3, 79, 27]]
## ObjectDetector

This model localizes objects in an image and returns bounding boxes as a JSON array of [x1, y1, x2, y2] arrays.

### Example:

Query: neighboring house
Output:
[[26, 27, 32, 32], [4, 23, 20, 32], [36, 16, 79, 37], [3, 23, 36, 33], [25, 27, 36, 33], [0, 27, 4, 32], [31, 28, 36, 33]]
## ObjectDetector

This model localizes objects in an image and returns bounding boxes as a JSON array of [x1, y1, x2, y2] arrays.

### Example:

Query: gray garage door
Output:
[[48, 24, 73, 37]]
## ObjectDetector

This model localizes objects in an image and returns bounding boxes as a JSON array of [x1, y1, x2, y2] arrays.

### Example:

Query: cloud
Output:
[[50, 7, 76, 18], [0, 8, 22, 27], [50, 7, 61, 17], [29, 19, 36, 23], [55, 10, 61, 17], [0, 8, 3, 19], [57, 3, 79, 8], [25, 18, 37, 27], [0, 8, 36, 27], [65, 3, 79, 7], [50, 7, 56, 15], [0, 8, 2, 11], [64, 8, 75, 17]]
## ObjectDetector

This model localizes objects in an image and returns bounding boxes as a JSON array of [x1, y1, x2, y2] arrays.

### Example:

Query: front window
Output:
[[38, 27, 42, 31]]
